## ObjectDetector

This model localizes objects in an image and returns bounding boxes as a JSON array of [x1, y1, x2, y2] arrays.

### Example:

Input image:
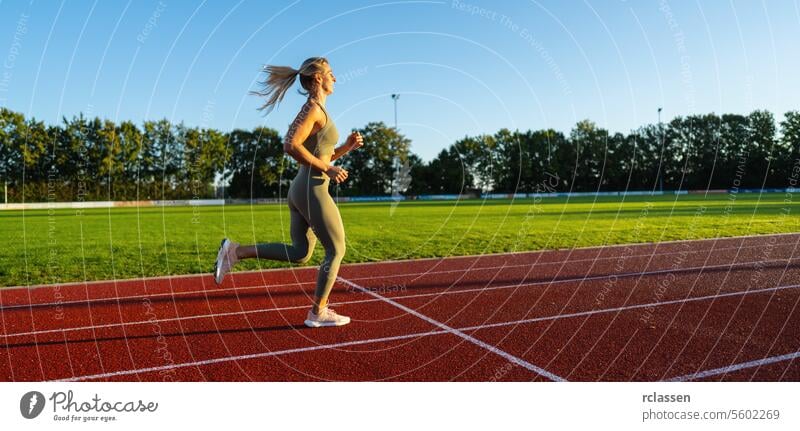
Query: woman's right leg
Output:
[[302, 185, 349, 327], [281, 172, 349, 327], [306, 179, 347, 314]]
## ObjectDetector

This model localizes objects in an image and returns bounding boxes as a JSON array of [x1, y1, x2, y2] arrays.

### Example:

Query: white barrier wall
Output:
[[1, 199, 225, 210], [1, 189, 796, 210]]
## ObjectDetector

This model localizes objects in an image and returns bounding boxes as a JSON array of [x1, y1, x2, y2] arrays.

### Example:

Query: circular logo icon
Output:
[[20, 391, 46, 419]]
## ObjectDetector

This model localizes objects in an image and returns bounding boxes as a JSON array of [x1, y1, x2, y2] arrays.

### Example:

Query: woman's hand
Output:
[[346, 130, 364, 150], [325, 165, 349, 184]]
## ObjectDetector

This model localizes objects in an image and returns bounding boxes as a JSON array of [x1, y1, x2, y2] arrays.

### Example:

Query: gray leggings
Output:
[[254, 165, 346, 300]]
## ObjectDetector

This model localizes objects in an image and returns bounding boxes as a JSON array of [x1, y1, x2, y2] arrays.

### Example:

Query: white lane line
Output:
[[336, 276, 566, 382], [455, 283, 800, 332], [4, 266, 800, 341], [1, 304, 305, 339], [51, 329, 451, 382], [46, 282, 800, 382], [3, 248, 795, 313], [666, 350, 800, 382]]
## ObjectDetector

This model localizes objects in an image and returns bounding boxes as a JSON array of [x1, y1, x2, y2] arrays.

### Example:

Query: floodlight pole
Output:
[[391, 94, 401, 194], [658, 107, 664, 193], [391, 94, 399, 129]]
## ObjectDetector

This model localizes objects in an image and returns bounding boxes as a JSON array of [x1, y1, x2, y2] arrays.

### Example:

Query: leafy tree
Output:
[[453, 134, 496, 192], [117, 120, 144, 199], [338, 122, 411, 196], [779, 111, 800, 187], [747, 110, 776, 187], [717, 114, 749, 189], [403, 153, 429, 195], [138, 119, 180, 199], [225, 127, 288, 199], [3, 105, 800, 202], [569, 120, 608, 192]]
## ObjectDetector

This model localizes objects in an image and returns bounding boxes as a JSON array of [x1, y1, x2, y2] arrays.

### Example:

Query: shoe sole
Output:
[[213, 238, 229, 285], [304, 318, 351, 328]]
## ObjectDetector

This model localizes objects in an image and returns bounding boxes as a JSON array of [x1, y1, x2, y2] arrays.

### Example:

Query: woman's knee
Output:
[[324, 241, 346, 261], [292, 247, 314, 264], [296, 252, 313, 264]]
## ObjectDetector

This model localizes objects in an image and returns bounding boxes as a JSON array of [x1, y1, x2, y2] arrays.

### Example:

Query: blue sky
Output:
[[1, 0, 798, 161]]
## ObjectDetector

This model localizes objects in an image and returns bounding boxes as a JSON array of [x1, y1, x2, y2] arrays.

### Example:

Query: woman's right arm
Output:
[[283, 102, 348, 183]]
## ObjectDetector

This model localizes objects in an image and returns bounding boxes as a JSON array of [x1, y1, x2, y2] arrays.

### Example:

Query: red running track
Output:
[[1, 233, 799, 382]]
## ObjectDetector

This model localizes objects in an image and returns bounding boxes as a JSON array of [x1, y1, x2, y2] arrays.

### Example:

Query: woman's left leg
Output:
[[213, 194, 316, 285], [235, 202, 317, 264]]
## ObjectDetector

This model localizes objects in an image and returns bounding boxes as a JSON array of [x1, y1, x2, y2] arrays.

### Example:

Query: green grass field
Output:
[[1, 193, 798, 287]]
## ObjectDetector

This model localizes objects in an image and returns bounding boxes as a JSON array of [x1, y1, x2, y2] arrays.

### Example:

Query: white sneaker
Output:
[[304, 307, 351, 328], [213, 238, 239, 285]]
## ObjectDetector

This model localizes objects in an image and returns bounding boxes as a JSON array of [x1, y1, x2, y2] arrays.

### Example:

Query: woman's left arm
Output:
[[331, 131, 363, 161], [330, 142, 355, 161]]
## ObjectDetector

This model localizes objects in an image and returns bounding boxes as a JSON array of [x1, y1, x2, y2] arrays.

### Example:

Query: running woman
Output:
[[213, 57, 363, 328]]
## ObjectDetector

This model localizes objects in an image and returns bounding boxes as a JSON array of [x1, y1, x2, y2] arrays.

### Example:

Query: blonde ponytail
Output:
[[251, 65, 299, 114], [251, 57, 329, 115]]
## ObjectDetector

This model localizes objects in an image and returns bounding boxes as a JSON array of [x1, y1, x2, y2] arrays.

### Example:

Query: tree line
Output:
[[1, 106, 799, 202]]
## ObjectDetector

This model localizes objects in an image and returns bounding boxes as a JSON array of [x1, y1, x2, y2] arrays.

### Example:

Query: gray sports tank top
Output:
[[302, 99, 338, 157]]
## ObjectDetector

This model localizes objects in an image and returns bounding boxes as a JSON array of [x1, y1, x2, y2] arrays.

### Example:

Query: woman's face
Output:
[[317, 63, 336, 95]]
